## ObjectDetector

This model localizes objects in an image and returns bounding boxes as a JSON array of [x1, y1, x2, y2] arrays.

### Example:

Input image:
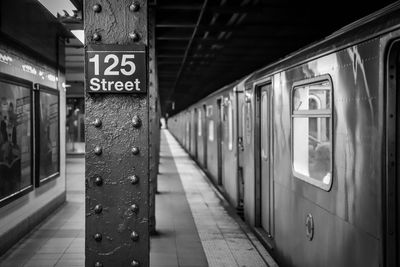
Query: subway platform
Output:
[[0, 130, 277, 267]]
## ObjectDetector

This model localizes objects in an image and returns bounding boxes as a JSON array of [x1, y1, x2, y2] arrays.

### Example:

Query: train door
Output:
[[237, 91, 245, 214], [203, 104, 208, 169], [255, 82, 273, 238], [217, 99, 223, 185], [385, 40, 400, 267]]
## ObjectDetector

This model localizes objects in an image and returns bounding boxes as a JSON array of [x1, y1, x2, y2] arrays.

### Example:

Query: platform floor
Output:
[[0, 130, 276, 267]]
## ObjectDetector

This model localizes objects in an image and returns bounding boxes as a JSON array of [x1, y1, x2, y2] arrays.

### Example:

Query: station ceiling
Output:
[[68, 0, 396, 115]]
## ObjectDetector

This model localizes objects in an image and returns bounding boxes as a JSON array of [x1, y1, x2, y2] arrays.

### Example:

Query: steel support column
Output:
[[148, 6, 159, 234], [84, 1, 149, 266]]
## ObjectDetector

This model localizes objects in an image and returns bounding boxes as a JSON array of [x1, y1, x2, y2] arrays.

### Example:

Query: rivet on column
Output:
[[93, 118, 102, 127], [94, 176, 103, 186], [132, 115, 141, 128], [129, 32, 140, 42], [94, 146, 102, 155], [94, 204, 103, 214], [92, 4, 102, 13], [131, 147, 140, 155], [94, 233, 102, 242], [129, 175, 139, 184], [129, 2, 140, 12], [131, 259, 140, 266], [130, 231, 139, 241], [93, 33, 101, 41], [130, 204, 139, 213]]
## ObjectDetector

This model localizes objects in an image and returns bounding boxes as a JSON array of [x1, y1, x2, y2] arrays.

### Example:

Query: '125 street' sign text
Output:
[[86, 44, 147, 93]]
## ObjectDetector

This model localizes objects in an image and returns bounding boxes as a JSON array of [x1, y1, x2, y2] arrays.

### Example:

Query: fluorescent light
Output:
[[36, 0, 76, 17], [71, 30, 84, 45]]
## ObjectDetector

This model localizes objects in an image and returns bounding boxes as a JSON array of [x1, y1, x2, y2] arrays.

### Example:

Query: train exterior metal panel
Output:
[[269, 36, 383, 266]]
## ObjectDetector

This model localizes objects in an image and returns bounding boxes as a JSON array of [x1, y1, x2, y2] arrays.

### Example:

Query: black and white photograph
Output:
[[0, 0, 400, 266]]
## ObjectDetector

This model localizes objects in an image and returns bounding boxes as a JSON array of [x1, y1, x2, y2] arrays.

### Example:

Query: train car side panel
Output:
[[271, 37, 383, 267]]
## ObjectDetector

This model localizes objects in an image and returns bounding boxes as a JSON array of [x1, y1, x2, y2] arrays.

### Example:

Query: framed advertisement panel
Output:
[[0, 74, 33, 207], [34, 84, 60, 186]]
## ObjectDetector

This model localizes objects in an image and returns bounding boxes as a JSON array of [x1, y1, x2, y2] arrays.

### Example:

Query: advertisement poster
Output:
[[39, 92, 59, 180], [0, 80, 31, 200]]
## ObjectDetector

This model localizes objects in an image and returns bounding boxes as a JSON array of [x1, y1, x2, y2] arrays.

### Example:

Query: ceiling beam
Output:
[[169, 0, 209, 100]]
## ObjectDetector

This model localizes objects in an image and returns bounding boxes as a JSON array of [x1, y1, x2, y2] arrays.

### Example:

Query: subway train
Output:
[[168, 3, 400, 267]]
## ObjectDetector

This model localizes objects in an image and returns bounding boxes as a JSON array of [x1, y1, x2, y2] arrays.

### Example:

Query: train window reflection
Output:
[[292, 78, 332, 190], [293, 81, 330, 111], [293, 117, 331, 185]]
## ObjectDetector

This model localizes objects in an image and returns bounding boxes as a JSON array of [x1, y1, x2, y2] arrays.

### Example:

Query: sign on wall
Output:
[[86, 44, 147, 93]]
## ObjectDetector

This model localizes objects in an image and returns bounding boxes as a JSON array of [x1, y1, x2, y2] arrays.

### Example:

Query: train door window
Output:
[[244, 93, 252, 145], [36, 86, 60, 185], [208, 120, 214, 141], [0, 78, 33, 206], [206, 105, 213, 117], [228, 99, 233, 150], [186, 118, 190, 145], [292, 76, 332, 191], [241, 103, 246, 144], [261, 92, 269, 160], [198, 109, 202, 136], [203, 104, 207, 168]]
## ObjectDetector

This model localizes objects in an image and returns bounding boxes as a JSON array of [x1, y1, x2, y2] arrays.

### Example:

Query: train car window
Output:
[[228, 100, 233, 150], [198, 110, 202, 136], [0, 79, 32, 204], [206, 105, 213, 117], [292, 78, 332, 191], [208, 120, 214, 141]]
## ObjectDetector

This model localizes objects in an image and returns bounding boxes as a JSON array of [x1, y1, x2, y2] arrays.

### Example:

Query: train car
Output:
[[170, 2, 400, 266], [170, 81, 247, 210]]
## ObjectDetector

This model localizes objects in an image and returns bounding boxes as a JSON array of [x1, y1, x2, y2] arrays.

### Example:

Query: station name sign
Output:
[[86, 44, 146, 93]]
